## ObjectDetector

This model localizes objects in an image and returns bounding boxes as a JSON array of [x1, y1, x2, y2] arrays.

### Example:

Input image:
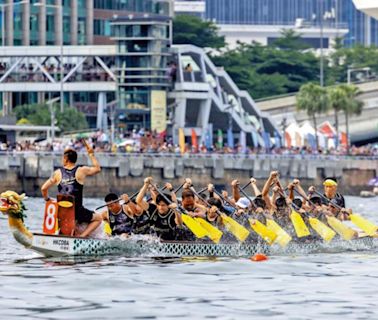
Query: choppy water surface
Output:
[[1, 197, 378, 319]]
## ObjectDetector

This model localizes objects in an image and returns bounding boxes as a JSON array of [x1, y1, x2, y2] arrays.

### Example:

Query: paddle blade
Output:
[[350, 214, 378, 236], [290, 211, 311, 238], [266, 219, 292, 247], [249, 218, 277, 245], [326, 216, 356, 240], [308, 217, 336, 242], [194, 218, 223, 243], [221, 215, 250, 242], [104, 222, 112, 236], [182, 214, 208, 238]]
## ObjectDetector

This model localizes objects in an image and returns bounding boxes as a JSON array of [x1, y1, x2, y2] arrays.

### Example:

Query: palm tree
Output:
[[338, 84, 364, 154], [328, 86, 348, 148], [296, 83, 329, 150]]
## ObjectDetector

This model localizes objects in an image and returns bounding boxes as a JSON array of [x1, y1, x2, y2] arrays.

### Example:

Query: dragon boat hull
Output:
[[28, 233, 376, 258], [30, 233, 270, 257]]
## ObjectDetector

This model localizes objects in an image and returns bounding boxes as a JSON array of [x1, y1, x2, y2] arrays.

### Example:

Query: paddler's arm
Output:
[[250, 178, 261, 196], [121, 193, 137, 217], [165, 182, 178, 203], [169, 203, 183, 226], [262, 171, 278, 209], [136, 177, 152, 211], [81, 140, 101, 176], [231, 180, 241, 202], [41, 170, 59, 201], [287, 182, 295, 201]]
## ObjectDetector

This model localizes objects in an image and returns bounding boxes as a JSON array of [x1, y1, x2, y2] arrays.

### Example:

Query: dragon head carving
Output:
[[0, 191, 27, 219]]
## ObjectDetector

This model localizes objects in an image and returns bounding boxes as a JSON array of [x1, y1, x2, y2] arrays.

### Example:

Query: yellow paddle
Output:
[[308, 217, 336, 242], [235, 187, 281, 244], [313, 190, 378, 236], [249, 218, 277, 245], [194, 217, 223, 243], [266, 219, 292, 247], [349, 214, 378, 236], [191, 187, 250, 242], [220, 214, 250, 242], [326, 216, 356, 240], [291, 188, 335, 242], [290, 210, 311, 237]]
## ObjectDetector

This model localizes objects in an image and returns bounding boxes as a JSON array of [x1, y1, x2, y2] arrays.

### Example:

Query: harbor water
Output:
[[1, 197, 378, 319]]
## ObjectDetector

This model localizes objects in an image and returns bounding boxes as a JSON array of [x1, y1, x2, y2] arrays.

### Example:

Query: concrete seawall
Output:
[[1, 153, 377, 197]]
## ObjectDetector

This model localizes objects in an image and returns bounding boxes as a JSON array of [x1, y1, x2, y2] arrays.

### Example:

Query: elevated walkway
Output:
[[169, 45, 280, 146], [0, 46, 117, 93], [256, 80, 378, 144]]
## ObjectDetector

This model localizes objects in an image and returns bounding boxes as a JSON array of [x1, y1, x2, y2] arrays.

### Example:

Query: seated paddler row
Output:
[[89, 172, 376, 245]]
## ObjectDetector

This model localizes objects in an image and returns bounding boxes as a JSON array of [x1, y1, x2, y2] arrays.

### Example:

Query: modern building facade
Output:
[[174, 0, 205, 18], [205, 0, 378, 47], [353, 0, 378, 19]]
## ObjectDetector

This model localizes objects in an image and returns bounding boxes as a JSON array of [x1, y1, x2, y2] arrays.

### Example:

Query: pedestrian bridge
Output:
[[255, 81, 378, 144], [0, 46, 117, 93]]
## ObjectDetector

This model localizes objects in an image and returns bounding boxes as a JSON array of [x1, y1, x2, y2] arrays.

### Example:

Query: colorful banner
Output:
[[205, 123, 213, 149], [150, 90, 167, 134], [217, 129, 223, 149], [240, 130, 247, 153], [178, 128, 185, 154], [262, 131, 271, 149], [227, 128, 234, 148], [191, 129, 198, 152]]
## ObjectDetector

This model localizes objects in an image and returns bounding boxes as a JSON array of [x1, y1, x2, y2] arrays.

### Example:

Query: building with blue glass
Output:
[[205, 0, 378, 47]]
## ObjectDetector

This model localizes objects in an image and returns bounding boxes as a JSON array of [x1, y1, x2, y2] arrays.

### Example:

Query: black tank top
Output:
[[108, 207, 134, 235], [148, 205, 177, 240], [58, 166, 83, 209]]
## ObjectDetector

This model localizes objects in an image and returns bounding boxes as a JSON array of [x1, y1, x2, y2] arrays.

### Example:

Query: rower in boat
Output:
[[320, 178, 346, 208], [41, 142, 102, 237], [180, 188, 207, 218], [98, 193, 136, 237], [136, 177, 183, 240]]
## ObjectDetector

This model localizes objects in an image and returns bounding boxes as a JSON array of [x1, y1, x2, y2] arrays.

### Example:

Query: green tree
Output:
[[296, 83, 329, 150], [327, 86, 348, 147], [271, 29, 311, 50], [173, 15, 226, 49], [13, 103, 88, 133], [338, 84, 364, 154]]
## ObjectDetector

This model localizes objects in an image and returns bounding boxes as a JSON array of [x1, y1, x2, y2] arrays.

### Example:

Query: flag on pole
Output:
[[227, 128, 234, 148], [240, 130, 247, 153], [262, 131, 271, 149], [178, 128, 185, 154], [251, 129, 258, 148], [205, 124, 213, 150], [274, 131, 281, 148], [191, 128, 198, 152], [217, 129, 223, 149]]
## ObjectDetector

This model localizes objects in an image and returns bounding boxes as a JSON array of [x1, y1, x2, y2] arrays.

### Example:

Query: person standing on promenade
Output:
[[41, 140, 102, 237]]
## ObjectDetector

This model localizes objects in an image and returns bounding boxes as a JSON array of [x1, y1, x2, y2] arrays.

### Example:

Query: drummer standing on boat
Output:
[[41, 140, 102, 237]]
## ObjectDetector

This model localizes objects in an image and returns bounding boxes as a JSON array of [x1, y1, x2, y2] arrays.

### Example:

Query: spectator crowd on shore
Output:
[[1, 128, 377, 157]]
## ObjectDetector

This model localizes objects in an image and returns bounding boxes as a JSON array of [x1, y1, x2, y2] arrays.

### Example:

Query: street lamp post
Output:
[[34, 2, 64, 113], [46, 97, 60, 142]]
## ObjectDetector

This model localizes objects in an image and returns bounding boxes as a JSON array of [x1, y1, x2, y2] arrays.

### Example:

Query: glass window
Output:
[[78, 17, 86, 44], [46, 15, 55, 32], [63, 16, 70, 34], [30, 14, 38, 32]]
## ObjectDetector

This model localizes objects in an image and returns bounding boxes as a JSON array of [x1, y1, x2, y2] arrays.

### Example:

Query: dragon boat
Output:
[[0, 191, 376, 258]]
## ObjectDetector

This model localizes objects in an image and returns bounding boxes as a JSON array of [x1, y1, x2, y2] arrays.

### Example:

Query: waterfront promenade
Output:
[[1, 152, 376, 196]]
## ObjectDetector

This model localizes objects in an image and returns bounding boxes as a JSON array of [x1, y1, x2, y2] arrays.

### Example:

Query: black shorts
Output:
[[76, 206, 94, 224]]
